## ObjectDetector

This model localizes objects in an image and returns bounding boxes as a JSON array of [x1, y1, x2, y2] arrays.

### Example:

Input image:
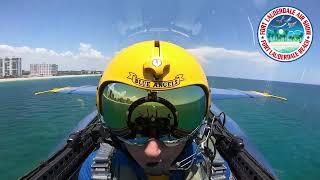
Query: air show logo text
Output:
[[258, 7, 312, 62]]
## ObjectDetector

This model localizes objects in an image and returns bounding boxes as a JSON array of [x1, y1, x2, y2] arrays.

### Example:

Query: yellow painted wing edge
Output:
[[34, 87, 72, 95], [252, 91, 288, 101]]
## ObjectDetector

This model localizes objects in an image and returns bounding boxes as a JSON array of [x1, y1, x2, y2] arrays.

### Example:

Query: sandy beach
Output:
[[0, 74, 101, 83], [269, 41, 300, 47]]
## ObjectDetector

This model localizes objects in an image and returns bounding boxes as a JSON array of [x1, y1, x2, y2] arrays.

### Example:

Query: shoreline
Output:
[[2, 74, 318, 86], [0, 74, 101, 83], [208, 75, 320, 86]]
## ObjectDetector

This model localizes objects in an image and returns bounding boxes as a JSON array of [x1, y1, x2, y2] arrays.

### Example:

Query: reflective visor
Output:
[[100, 83, 206, 138]]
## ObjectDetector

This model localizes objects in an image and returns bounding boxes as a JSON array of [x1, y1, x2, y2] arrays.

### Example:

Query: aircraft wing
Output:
[[34, 86, 287, 101], [35, 85, 97, 96], [211, 88, 287, 101]]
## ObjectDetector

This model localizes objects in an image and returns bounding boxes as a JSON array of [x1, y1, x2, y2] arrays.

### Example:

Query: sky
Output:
[[0, 0, 319, 84]]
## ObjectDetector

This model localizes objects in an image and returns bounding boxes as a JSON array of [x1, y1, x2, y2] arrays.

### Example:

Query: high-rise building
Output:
[[0, 57, 22, 78], [30, 64, 58, 77]]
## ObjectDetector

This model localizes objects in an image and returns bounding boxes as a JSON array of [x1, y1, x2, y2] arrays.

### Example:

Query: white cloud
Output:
[[0, 43, 109, 70], [188, 46, 269, 63], [0, 43, 283, 81], [187, 46, 280, 80], [77, 43, 104, 59]]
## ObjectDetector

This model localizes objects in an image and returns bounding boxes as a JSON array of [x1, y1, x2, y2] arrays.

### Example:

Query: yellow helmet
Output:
[[97, 40, 210, 138]]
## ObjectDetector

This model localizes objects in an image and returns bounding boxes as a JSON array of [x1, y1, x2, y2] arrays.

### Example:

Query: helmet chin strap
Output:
[[170, 144, 201, 171], [170, 119, 214, 171], [124, 125, 207, 175], [142, 139, 202, 174], [124, 140, 187, 176]]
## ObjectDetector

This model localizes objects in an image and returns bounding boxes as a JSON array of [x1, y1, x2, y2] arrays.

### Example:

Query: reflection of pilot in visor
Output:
[[78, 40, 211, 179]]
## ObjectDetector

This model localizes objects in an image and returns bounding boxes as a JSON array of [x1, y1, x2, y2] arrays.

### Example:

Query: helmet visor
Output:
[[100, 83, 207, 138]]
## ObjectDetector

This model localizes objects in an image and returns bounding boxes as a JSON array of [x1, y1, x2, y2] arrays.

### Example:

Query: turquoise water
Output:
[[0, 76, 98, 180], [211, 77, 320, 180], [0, 76, 319, 179]]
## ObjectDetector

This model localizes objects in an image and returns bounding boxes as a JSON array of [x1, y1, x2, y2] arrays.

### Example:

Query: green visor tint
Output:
[[101, 83, 206, 137]]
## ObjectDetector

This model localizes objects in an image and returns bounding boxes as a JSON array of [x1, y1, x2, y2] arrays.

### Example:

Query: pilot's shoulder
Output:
[[78, 151, 97, 180]]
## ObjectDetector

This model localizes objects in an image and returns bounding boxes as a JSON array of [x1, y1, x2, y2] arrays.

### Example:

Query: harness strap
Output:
[[91, 143, 115, 180], [210, 153, 227, 180]]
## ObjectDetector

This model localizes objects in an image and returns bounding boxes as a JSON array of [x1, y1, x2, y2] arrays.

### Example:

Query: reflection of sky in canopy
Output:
[[104, 83, 205, 105]]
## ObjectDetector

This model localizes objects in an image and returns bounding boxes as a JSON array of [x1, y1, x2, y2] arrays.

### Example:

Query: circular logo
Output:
[[258, 7, 313, 62], [152, 58, 162, 67]]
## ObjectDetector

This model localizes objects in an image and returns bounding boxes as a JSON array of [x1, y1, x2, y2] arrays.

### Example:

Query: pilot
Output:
[[78, 40, 212, 180]]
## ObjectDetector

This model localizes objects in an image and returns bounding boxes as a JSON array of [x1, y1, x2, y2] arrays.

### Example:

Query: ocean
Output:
[[0, 76, 319, 179]]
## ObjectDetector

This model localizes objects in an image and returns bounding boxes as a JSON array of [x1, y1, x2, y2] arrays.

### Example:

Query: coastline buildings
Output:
[[58, 70, 103, 75], [30, 63, 58, 77], [0, 58, 101, 78], [0, 57, 22, 78]]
